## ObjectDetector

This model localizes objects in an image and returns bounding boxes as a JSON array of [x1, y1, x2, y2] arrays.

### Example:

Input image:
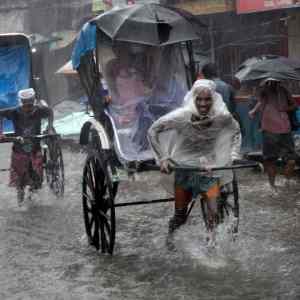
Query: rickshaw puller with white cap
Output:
[[0, 88, 54, 206]]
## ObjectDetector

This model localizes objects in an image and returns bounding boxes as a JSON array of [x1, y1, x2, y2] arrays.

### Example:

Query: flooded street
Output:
[[2, 0, 300, 299], [0, 143, 299, 300]]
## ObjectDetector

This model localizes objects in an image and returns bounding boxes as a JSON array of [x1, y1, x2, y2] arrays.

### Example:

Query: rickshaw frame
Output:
[[0, 33, 65, 198], [0, 134, 65, 198], [74, 10, 246, 254]]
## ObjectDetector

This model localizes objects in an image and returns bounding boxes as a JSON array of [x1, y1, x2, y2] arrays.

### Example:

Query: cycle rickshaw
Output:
[[0, 33, 64, 198], [73, 4, 256, 254], [0, 134, 65, 198]]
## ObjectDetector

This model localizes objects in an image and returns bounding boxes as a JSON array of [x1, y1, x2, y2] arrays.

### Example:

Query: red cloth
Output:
[[261, 87, 291, 134], [9, 150, 43, 189]]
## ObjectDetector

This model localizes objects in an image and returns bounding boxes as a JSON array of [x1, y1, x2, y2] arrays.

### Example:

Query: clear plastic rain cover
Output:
[[97, 40, 188, 162], [148, 80, 241, 184]]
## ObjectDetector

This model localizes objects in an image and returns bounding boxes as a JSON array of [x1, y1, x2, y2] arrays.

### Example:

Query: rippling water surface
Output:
[[0, 143, 299, 300]]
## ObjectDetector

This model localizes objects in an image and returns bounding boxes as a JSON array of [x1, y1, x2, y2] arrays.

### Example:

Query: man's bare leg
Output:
[[264, 160, 277, 189], [17, 186, 25, 206], [168, 187, 192, 233]]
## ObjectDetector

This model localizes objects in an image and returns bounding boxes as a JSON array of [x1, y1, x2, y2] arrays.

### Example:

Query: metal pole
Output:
[[209, 16, 215, 63], [143, 163, 259, 172], [114, 197, 174, 207]]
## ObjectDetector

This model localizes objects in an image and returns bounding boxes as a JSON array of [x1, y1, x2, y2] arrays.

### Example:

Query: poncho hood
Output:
[[148, 79, 241, 185], [183, 79, 228, 118]]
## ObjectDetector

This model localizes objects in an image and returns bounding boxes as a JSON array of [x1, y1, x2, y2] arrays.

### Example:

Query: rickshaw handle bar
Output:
[[0, 133, 60, 144], [144, 162, 259, 172]]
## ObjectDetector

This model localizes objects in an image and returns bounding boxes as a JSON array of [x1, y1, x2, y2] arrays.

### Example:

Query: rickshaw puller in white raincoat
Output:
[[148, 79, 241, 233]]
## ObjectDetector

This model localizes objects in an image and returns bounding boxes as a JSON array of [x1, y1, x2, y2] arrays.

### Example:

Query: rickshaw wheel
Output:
[[82, 150, 116, 254], [200, 171, 239, 234], [44, 137, 65, 197]]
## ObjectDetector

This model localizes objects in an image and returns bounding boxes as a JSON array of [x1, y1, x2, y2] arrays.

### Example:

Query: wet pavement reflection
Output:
[[0, 143, 299, 299]]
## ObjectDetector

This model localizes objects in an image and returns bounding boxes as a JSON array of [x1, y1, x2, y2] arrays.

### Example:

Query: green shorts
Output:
[[175, 170, 219, 198]]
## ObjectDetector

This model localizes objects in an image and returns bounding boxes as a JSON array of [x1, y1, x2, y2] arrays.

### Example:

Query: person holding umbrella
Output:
[[249, 78, 297, 193]]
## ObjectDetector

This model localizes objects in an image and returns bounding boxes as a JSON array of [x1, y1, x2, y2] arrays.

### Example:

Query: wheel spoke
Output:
[[83, 201, 93, 238], [89, 215, 95, 229], [98, 210, 112, 253], [83, 192, 94, 208], [85, 171, 93, 190], [85, 170, 96, 198], [99, 222, 109, 252], [102, 217, 111, 236], [98, 209, 110, 222], [92, 214, 100, 249], [87, 161, 96, 189], [99, 195, 111, 212], [84, 202, 93, 214], [99, 183, 107, 197]]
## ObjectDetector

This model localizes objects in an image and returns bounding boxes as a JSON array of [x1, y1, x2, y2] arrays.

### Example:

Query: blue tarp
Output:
[[0, 45, 31, 133], [71, 22, 97, 70], [0, 45, 30, 109]]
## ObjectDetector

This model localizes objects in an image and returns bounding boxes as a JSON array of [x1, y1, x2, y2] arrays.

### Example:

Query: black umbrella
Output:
[[91, 3, 205, 46], [235, 56, 300, 83]]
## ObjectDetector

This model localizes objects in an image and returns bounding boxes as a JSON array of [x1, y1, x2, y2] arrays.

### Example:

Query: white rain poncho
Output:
[[148, 79, 241, 185]]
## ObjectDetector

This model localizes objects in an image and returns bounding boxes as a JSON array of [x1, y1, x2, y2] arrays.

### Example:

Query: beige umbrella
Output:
[[56, 60, 78, 76]]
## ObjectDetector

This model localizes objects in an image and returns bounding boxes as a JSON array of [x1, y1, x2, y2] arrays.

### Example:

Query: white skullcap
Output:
[[18, 88, 36, 103], [192, 79, 217, 93]]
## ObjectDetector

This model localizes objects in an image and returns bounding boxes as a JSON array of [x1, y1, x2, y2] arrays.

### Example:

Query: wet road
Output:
[[0, 143, 299, 299]]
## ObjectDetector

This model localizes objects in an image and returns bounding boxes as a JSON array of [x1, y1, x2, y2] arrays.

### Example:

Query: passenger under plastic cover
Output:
[[98, 41, 188, 162]]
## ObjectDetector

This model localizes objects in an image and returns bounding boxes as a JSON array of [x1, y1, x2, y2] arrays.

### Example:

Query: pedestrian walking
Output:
[[249, 78, 297, 194], [202, 63, 237, 118]]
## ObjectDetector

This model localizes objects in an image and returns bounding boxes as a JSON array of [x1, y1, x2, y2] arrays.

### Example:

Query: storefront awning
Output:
[[165, 0, 234, 15], [236, 0, 300, 14]]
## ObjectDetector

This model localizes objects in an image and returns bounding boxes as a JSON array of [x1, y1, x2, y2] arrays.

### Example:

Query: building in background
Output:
[[1, 0, 300, 106], [236, 0, 300, 14], [163, 0, 300, 151], [163, 0, 295, 84]]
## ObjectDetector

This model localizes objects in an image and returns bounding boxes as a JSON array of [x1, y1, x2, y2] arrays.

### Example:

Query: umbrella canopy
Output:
[[91, 3, 205, 46], [235, 56, 300, 83]]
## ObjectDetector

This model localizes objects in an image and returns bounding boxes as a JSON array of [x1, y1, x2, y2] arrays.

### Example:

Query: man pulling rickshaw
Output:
[[0, 88, 55, 206], [148, 79, 242, 235], [72, 3, 259, 253]]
